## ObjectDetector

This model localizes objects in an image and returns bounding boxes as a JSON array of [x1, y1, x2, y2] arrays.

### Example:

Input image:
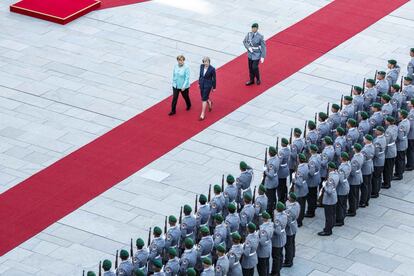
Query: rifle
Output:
[[350, 85, 353, 96], [261, 148, 268, 185], [340, 94, 344, 110], [164, 216, 168, 237], [179, 207, 183, 224], [194, 194, 198, 213], [374, 70, 378, 81], [147, 227, 152, 247], [400, 76, 403, 92], [326, 102, 330, 117], [303, 120, 307, 138], [115, 250, 119, 269], [362, 78, 366, 94], [83, 270, 85, 276], [317, 182, 325, 204], [252, 185, 257, 203], [221, 174, 224, 193], [289, 128, 293, 145], [314, 112, 317, 126], [276, 137, 279, 153], [99, 261, 102, 276], [130, 238, 134, 263], [208, 184, 212, 202]]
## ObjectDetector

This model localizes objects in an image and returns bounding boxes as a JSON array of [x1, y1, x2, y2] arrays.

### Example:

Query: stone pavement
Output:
[[1, 0, 414, 275]]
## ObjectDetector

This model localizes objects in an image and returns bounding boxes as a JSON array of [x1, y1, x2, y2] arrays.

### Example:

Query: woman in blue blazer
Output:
[[198, 57, 216, 120]]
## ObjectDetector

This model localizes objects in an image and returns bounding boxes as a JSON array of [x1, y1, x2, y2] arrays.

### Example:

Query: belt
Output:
[[403, 136, 407, 139], [249, 252, 257, 257], [233, 261, 240, 266], [201, 253, 211, 259], [186, 232, 194, 237], [387, 142, 395, 146], [242, 187, 250, 193], [314, 172, 319, 175], [281, 229, 285, 233], [138, 265, 146, 270], [251, 46, 261, 50], [280, 164, 287, 167], [379, 151, 385, 154], [200, 222, 208, 227]]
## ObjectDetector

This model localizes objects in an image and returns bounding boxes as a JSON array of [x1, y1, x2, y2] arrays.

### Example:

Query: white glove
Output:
[[260, 57, 264, 63], [263, 166, 267, 172], [248, 47, 253, 53]]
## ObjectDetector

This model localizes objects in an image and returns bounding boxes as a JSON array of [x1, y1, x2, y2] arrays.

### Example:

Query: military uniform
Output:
[[317, 121, 331, 149], [254, 194, 268, 226], [340, 104, 354, 127], [346, 127, 360, 154], [360, 143, 375, 206], [164, 257, 180, 276], [395, 118, 410, 178], [305, 130, 318, 151], [284, 201, 299, 266], [103, 271, 116, 276], [334, 135, 346, 165], [376, 79, 390, 97], [402, 84, 414, 110], [320, 145, 335, 181], [271, 211, 287, 276], [133, 249, 149, 273], [241, 232, 259, 276], [223, 186, 237, 216], [165, 226, 181, 253], [358, 119, 371, 144], [201, 266, 214, 276], [371, 132, 386, 197], [225, 213, 240, 248], [215, 254, 229, 276], [196, 204, 211, 230], [196, 236, 214, 272], [336, 161, 350, 225], [382, 102, 394, 118], [236, 168, 253, 205], [227, 243, 243, 276], [180, 247, 197, 274], [214, 222, 228, 250], [408, 56, 414, 80], [264, 155, 279, 216], [117, 259, 134, 276], [321, 169, 339, 235], [277, 146, 290, 203], [257, 221, 273, 276], [148, 236, 165, 273], [306, 153, 321, 216], [243, 26, 266, 84], [353, 94, 364, 113], [181, 215, 197, 246], [348, 152, 364, 215], [386, 65, 400, 85], [407, 109, 414, 169], [289, 137, 305, 174], [327, 111, 341, 134], [293, 163, 309, 226], [363, 87, 378, 111], [239, 203, 255, 238], [391, 92, 404, 117], [210, 194, 225, 227], [383, 124, 398, 188], [369, 111, 384, 130]]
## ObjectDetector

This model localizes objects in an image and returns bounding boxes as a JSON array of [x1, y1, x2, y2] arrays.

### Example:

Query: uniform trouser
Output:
[[371, 166, 384, 195], [271, 247, 283, 275], [242, 268, 255, 276], [266, 188, 277, 219], [277, 178, 287, 203], [407, 139, 414, 168], [360, 174, 372, 205], [335, 195, 347, 224], [257, 257, 270, 276], [323, 204, 336, 234], [348, 185, 360, 214], [284, 234, 295, 265], [248, 58, 260, 82], [395, 150, 406, 177], [383, 158, 396, 187], [171, 87, 191, 113], [306, 187, 318, 215], [297, 196, 306, 225]]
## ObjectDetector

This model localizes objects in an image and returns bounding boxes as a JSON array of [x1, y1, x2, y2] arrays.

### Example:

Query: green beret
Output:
[[308, 120, 316, 129], [336, 127, 345, 135], [344, 95, 353, 102], [405, 76, 413, 81], [134, 269, 145, 276], [319, 112, 327, 120], [252, 23, 259, 28], [281, 138, 289, 145], [385, 116, 395, 123], [215, 214, 224, 223], [400, 109, 408, 117], [259, 184, 266, 193], [347, 118, 357, 127], [200, 226, 210, 235], [203, 257, 212, 265], [136, 238, 144, 247], [153, 259, 163, 269], [324, 136, 333, 145], [184, 204, 192, 214], [87, 272, 96, 276], [168, 247, 177, 257], [378, 71, 386, 75], [364, 134, 373, 141], [153, 226, 162, 235], [187, 268, 197, 276], [412, 98, 414, 105], [289, 192, 297, 200], [102, 259, 112, 271], [120, 249, 129, 259], [262, 211, 271, 219], [353, 143, 362, 151], [228, 202, 236, 212], [169, 215, 177, 223], [328, 162, 336, 169], [411, 48, 414, 53], [269, 146, 277, 155], [298, 153, 306, 162], [341, 152, 349, 160], [240, 161, 248, 170], [294, 128, 302, 135], [226, 175, 235, 184], [331, 103, 340, 110], [247, 222, 256, 231], [184, 238, 194, 248], [243, 192, 252, 201], [353, 86, 362, 92], [376, 126, 385, 132], [366, 79, 375, 84], [310, 144, 318, 152], [391, 84, 400, 90], [388, 59, 397, 65], [214, 184, 222, 193], [231, 232, 241, 241], [372, 102, 382, 109], [360, 111, 369, 120], [381, 94, 391, 101], [199, 194, 207, 203], [276, 202, 285, 211], [216, 244, 226, 253]]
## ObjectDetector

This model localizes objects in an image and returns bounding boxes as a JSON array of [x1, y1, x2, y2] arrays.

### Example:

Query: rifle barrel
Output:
[[115, 250, 119, 269], [99, 261, 102, 276]]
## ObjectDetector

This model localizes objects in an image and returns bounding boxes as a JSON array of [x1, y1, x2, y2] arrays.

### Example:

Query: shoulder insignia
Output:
[[167, 234, 172, 241], [166, 267, 172, 273]]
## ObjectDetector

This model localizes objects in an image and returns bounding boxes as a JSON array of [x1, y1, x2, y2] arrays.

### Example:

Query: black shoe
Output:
[[334, 222, 344, 227], [282, 262, 293, 267], [381, 184, 391, 189], [366, 202, 369, 206], [304, 213, 315, 218], [371, 193, 379, 198], [186, 106, 191, 111], [245, 81, 254, 86], [317, 231, 332, 236], [392, 176, 403, 181], [346, 211, 356, 217], [298, 222, 303, 227], [359, 203, 366, 208], [256, 80, 261, 85], [168, 111, 176, 116], [405, 166, 414, 171]]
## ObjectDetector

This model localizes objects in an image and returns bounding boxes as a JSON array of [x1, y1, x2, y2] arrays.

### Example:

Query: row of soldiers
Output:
[[83, 55, 414, 276]]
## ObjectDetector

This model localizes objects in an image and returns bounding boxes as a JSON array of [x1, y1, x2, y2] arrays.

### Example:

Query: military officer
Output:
[[360, 135, 375, 207], [243, 23, 266, 86], [196, 226, 214, 272], [305, 144, 321, 218], [263, 146, 279, 217], [254, 184, 268, 226], [213, 214, 227, 250], [86, 272, 96, 276], [223, 175, 238, 217], [305, 120, 318, 153], [237, 161, 254, 206], [133, 238, 149, 273], [347, 143, 364, 217], [381, 94, 394, 118], [363, 79, 378, 111], [327, 103, 341, 135], [292, 153, 308, 227], [284, 192, 299, 268], [317, 112, 330, 150], [278, 138, 290, 203], [271, 202, 287, 276], [320, 137, 335, 192], [257, 211, 273, 276], [369, 103, 384, 130], [187, 268, 196, 276], [215, 245, 229, 276], [210, 185, 225, 227], [180, 238, 197, 274], [102, 260, 116, 276], [335, 152, 350, 226], [390, 84, 404, 117], [334, 127, 347, 165], [134, 269, 144, 276], [289, 128, 305, 178], [201, 258, 214, 276], [196, 194, 211, 232], [152, 259, 165, 276], [346, 118, 360, 154], [164, 248, 180, 276], [340, 96, 355, 127], [371, 126, 387, 198], [394, 109, 410, 180], [240, 193, 255, 239], [225, 203, 240, 248], [408, 48, 414, 80], [382, 116, 398, 189], [227, 232, 243, 276], [358, 111, 371, 143], [352, 86, 364, 113], [181, 205, 197, 245], [149, 227, 165, 273], [386, 59, 400, 85], [165, 215, 181, 254], [241, 222, 259, 276], [407, 99, 414, 170], [402, 76, 414, 110], [318, 162, 339, 236], [117, 249, 134, 276], [376, 71, 390, 98]]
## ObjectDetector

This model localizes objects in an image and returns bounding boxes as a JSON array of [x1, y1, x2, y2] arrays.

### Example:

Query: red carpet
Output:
[[99, 0, 148, 9], [0, 0, 408, 255], [10, 0, 101, 24]]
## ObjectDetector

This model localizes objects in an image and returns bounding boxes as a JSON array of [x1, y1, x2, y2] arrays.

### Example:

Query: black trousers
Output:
[[266, 188, 277, 219], [277, 178, 287, 203], [335, 195, 347, 224], [171, 87, 191, 113], [242, 268, 254, 276], [371, 166, 384, 195], [348, 185, 360, 214], [383, 158, 395, 188], [360, 174, 372, 205], [284, 234, 295, 265], [257, 257, 269, 276], [306, 187, 317, 215], [271, 247, 283, 275], [395, 150, 406, 177], [248, 58, 260, 82], [407, 139, 414, 168], [297, 196, 306, 226], [323, 204, 336, 234]]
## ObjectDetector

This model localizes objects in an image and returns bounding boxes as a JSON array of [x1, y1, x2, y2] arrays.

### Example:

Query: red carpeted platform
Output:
[[0, 0, 408, 256], [10, 0, 101, 24], [99, 0, 148, 10]]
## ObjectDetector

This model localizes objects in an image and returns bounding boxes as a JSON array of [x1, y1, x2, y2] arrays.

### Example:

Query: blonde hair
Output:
[[176, 55, 185, 61], [202, 57, 211, 63]]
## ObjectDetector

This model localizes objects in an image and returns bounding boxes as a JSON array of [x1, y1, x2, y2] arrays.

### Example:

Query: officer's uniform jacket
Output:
[[103, 271, 116, 276], [210, 193, 225, 225], [239, 204, 255, 237], [376, 79, 390, 96], [403, 84, 414, 104], [307, 154, 321, 188], [241, 232, 259, 269], [363, 87, 378, 111], [382, 103, 393, 118], [346, 127, 360, 153], [391, 92, 404, 116], [179, 247, 197, 274], [285, 201, 300, 236], [349, 153, 364, 185], [196, 204, 211, 229], [358, 119, 371, 144], [293, 163, 309, 198], [215, 255, 229, 276], [227, 243, 243, 276], [201, 266, 215, 276], [165, 226, 181, 252], [373, 134, 387, 167], [386, 66, 400, 85], [254, 194, 268, 224], [320, 145, 335, 178], [408, 57, 414, 79], [271, 211, 287, 248], [213, 222, 227, 249], [149, 237, 165, 271], [353, 95, 364, 113], [224, 185, 238, 211], [340, 104, 355, 127], [334, 136, 346, 165], [397, 118, 410, 151], [133, 248, 149, 272], [278, 146, 290, 179], [306, 130, 318, 151], [369, 111, 384, 130], [289, 138, 305, 170], [257, 221, 273, 258], [196, 235, 214, 271], [153, 272, 166, 276], [117, 259, 134, 276], [236, 168, 254, 203], [361, 143, 375, 176], [243, 31, 266, 61], [327, 112, 341, 133], [181, 215, 197, 244], [225, 213, 240, 236], [337, 162, 351, 196], [409, 109, 414, 140], [322, 171, 339, 205], [385, 125, 398, 159], [317, 121, 331, 149], [264, 156, 280, 189], [164, 257, 180, 276]]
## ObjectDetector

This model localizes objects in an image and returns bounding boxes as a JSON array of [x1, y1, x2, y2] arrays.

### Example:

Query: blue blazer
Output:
[[199, 65, 216, 92]]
